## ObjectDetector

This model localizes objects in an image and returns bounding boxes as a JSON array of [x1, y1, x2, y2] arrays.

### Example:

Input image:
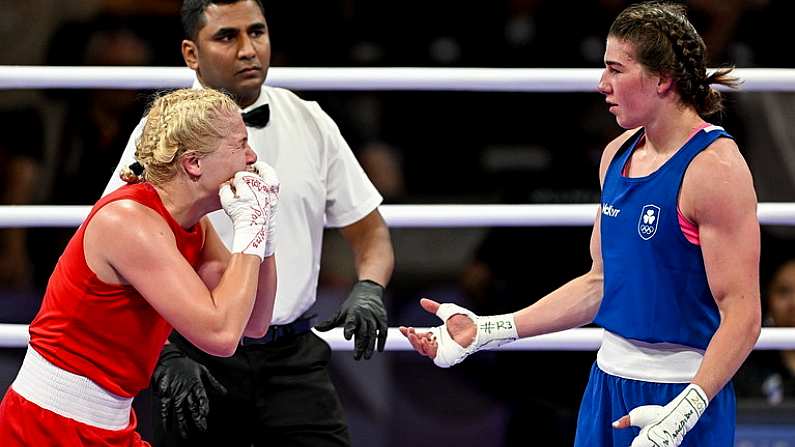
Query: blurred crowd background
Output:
[[1, 0, 795, 445]]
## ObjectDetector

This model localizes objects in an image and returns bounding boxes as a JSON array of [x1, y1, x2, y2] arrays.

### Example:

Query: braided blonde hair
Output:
[[120, 88, 239, 185]]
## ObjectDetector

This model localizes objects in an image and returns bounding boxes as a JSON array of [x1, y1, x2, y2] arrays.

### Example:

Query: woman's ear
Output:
[[657, 75, 674, 96], [181, 153, 202, 181]]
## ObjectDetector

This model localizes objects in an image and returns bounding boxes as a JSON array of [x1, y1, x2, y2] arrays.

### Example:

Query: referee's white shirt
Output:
[[103, 80, 383, 325]]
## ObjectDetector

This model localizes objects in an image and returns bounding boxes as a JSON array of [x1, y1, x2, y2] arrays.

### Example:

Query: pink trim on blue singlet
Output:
[[676, 123, 710, 246], [678, 208, 699, 245], [622, 123, 710, 246]]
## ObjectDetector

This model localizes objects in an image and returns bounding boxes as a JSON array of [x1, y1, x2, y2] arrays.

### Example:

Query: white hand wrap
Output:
[[247, 161, 279, 258], [219, 171, 273, 261], [429, 303, 518, 368], [628, 383, 709, 447]]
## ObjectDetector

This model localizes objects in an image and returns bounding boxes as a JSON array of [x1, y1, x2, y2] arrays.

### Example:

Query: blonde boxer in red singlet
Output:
[[0, 88, 280, 446]]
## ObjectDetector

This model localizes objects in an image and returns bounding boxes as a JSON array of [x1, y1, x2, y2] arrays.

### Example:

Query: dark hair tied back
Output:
[[609, 2, 739, 117]]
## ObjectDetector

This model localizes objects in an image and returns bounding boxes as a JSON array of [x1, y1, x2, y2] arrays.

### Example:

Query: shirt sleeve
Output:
[[307, 102, 382, 228], [101, 117, 145, 197]]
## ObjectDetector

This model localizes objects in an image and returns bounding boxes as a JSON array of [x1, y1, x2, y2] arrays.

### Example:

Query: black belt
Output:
[[240, 318, 313, 346]]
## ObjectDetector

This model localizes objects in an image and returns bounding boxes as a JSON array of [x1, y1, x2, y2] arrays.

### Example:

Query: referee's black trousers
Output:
[[153, 330, 350, 447]]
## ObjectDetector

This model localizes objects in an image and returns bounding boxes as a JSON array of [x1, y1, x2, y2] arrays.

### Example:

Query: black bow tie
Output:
[[241, 104, 270, 128]]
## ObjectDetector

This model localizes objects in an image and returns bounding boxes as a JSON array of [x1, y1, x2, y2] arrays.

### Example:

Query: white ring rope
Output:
[[1, 203, 794, 228], [2, 66, 795, 91], [4, 203, 791, 351], [1, 326, 794, 350]]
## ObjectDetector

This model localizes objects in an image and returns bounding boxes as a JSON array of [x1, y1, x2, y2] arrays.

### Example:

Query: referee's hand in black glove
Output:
[[315, 279, 388, 360], [152, 343, 227, 438]]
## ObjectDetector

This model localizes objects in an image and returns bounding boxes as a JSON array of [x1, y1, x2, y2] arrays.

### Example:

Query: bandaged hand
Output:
[[399, 298, 518, 368], [219, 171, 274, 261], [613, 383, 709, 447], [246, 161, 280, 258]]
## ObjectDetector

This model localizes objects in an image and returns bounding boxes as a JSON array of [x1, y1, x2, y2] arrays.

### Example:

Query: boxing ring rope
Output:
[[0, 326, 792, 351], [4, 66, 795, 91], [2, 203, 794, 351], [2, 65, 795, 351], [2, 203, 795, 228]]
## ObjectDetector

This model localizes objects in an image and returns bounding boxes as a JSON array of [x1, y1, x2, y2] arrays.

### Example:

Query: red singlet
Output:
[[29, 182, 204, 397]]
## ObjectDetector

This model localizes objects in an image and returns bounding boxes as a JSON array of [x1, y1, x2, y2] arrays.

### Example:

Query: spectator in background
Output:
[[0, 116, 46, 408], [0, 114, 43, 296], [49, 24, 153, 205], [736, 259, 795, 405], [0, 1, 102, 132], [0, 1, 98, 299], [28, 22, 154, 291]]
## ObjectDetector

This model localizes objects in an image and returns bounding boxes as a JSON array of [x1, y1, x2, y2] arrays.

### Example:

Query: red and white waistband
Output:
[[11, 345, 133, 430]]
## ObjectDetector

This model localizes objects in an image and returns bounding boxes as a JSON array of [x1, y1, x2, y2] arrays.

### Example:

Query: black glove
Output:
[[152, 343, 227, 438], [315, 279, 388, 360]]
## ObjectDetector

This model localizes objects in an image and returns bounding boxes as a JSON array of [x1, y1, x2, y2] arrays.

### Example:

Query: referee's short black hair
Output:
[[181, 0, 266, 40]]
